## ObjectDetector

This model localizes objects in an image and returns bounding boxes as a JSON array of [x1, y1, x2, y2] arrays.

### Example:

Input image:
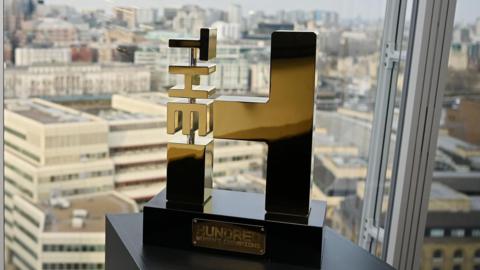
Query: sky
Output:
[[43, 0, 480, 23]]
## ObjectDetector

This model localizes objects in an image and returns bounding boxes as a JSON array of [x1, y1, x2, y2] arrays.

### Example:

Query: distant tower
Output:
[[228, 3, 242, 25]]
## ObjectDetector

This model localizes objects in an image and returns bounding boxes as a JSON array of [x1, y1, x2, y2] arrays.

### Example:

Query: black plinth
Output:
[[143, 189, 326, 267], [105, 213, 395, 270]]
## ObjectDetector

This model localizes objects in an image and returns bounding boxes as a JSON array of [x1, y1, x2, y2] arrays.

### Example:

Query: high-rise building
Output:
[[211, 21, 241, 41], [113, 7, 136, 29], [34, 18, 78, 45], [4, 98, 139, 270], [228, 4, 242, 25], [136, 8, 158, 25], [172, 5, 206, 35]]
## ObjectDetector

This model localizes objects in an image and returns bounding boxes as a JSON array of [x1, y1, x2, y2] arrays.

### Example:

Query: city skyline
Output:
[[40, 0, 480, 22]]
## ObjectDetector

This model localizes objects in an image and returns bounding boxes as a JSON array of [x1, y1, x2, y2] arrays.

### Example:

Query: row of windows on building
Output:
[[45, 133, 108, 148], [45, 152, 108, 165], [5, 162, 34, 182], [40, 169, 114, 183], [432, 265, 480, 270], [5, 176, 34, 198], [432, 248, 480, 260], [43, 244, 105, 252], [110, 121, 165, 132], [5, 140, 41, 162], [427, 228, 480, 238], [42, 263, 104, 270]]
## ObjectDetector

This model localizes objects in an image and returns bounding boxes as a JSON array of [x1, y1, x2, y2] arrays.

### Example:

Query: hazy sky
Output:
[[44, 0, 480, 22]]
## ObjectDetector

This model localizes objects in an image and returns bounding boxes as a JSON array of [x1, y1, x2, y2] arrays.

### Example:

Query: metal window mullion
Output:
[[410, 2, 456, 269], [359, 0, 407, 252], [399, 2, 441, 269], [385, 0, 456, 269], [1, 0, 5, 262]]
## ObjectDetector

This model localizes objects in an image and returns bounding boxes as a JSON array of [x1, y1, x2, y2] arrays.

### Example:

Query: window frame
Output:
[[359, 0, 410, 253], [381, 0, 457, 269]]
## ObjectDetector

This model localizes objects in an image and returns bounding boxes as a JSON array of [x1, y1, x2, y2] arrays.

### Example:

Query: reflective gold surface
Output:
[[167, 99, 213, 136], [166, 136, 213, 206], [166, 28, 217, 208], [213, 31, 317, 217]]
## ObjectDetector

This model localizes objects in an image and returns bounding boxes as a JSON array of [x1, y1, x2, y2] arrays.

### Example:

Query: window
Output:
[[453, 249, 463, 259], [451, 229, 465, 238], [419, 1, 480, 270], [433, 249, 443, 259], [431, 229, 445, 238], [475, 249, 480, 259], [1, 0, 462, 270]]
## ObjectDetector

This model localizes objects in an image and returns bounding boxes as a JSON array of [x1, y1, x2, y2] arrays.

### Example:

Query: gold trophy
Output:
[[143, 28, 326, 268]]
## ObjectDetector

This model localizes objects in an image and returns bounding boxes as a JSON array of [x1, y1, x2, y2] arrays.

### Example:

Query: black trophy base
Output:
[[143, 189, 326, 268], [106, 213, 396, 270]]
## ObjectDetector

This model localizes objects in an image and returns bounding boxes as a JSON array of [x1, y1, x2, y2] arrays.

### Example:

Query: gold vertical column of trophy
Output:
[[166, 28, 217, 208]]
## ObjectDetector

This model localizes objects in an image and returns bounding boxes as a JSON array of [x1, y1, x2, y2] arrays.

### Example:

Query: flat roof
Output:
[[330, 155, 367, 168], [41, 193, 136, 233], [128, 92, 169, 106], [87, 108, 157, 121], [5, 99, 93, 124], [430, 182, 469, 200]]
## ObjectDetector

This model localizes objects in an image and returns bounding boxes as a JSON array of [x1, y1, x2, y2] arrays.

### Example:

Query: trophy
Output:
[[143, 28, 326, 268]]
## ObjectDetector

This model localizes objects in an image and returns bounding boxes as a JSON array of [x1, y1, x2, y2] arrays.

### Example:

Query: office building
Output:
[[113, 7, 136, 29], [4, 63, 151, 98], [211, 21, 241, 41], [15, 47, 71, 66], [34, 18, 78, 45], [172, 5, 206, 35], [9, 193, 137, 270], [4, 98, 132, 269]]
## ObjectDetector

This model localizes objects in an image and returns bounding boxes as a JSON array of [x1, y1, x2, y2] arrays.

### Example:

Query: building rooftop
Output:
[[88, 108, 157, 121], [430, 182, 470, 200], [5, 99, 94, 124], [438, 135, 480, 157], [41, 192, 137, 233], [330, 155, 368, 168], [129, 92, 169, 106]]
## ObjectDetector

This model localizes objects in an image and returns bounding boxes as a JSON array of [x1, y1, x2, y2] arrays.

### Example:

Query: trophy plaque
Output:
[[143, 28, 326, 268]]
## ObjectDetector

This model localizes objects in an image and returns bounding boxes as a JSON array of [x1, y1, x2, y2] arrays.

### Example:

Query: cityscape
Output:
[[3, 0, 480, 269]]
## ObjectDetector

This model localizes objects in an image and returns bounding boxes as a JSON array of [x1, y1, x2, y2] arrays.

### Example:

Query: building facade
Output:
[[4, 63, 151, 98]]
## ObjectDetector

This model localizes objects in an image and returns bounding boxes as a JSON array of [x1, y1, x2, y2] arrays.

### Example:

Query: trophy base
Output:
[[143, 189, 326, 268]]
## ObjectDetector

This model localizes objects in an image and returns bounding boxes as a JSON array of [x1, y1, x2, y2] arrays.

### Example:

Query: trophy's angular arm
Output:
[[213, 31, 317, 217]]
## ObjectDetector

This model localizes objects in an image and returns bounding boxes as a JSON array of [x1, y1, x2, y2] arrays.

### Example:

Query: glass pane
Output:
[[4, 0, 395, 268], [420, 1, 480, 270]]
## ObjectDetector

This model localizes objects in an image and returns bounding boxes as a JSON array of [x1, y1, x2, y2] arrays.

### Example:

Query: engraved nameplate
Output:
[[192, 218, 266, 255]]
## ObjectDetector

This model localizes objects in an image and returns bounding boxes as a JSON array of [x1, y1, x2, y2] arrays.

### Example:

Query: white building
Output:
[[15, 47, 71, 66], [4, 98, 121, 269], [86, 94, 168, 204], [172, 5, 207, 35], [4, 63, 151, 98], [135, 40, 261, 94], [228, 4, 242, 25], [211, 21, 241, 41], [34, 18, 78, 45], [10, 192, 137, 270], [136, 8, 158, 25]]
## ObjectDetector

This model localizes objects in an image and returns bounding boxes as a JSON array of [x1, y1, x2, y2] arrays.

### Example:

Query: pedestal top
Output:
[[106, 213, 394, 270]]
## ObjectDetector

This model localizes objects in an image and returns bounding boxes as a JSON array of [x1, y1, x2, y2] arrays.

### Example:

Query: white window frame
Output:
[[360, 1, 457, 270], [371, 0, 456, 269], [359, 0, 409, 252], [1, 0, 5, 262]]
